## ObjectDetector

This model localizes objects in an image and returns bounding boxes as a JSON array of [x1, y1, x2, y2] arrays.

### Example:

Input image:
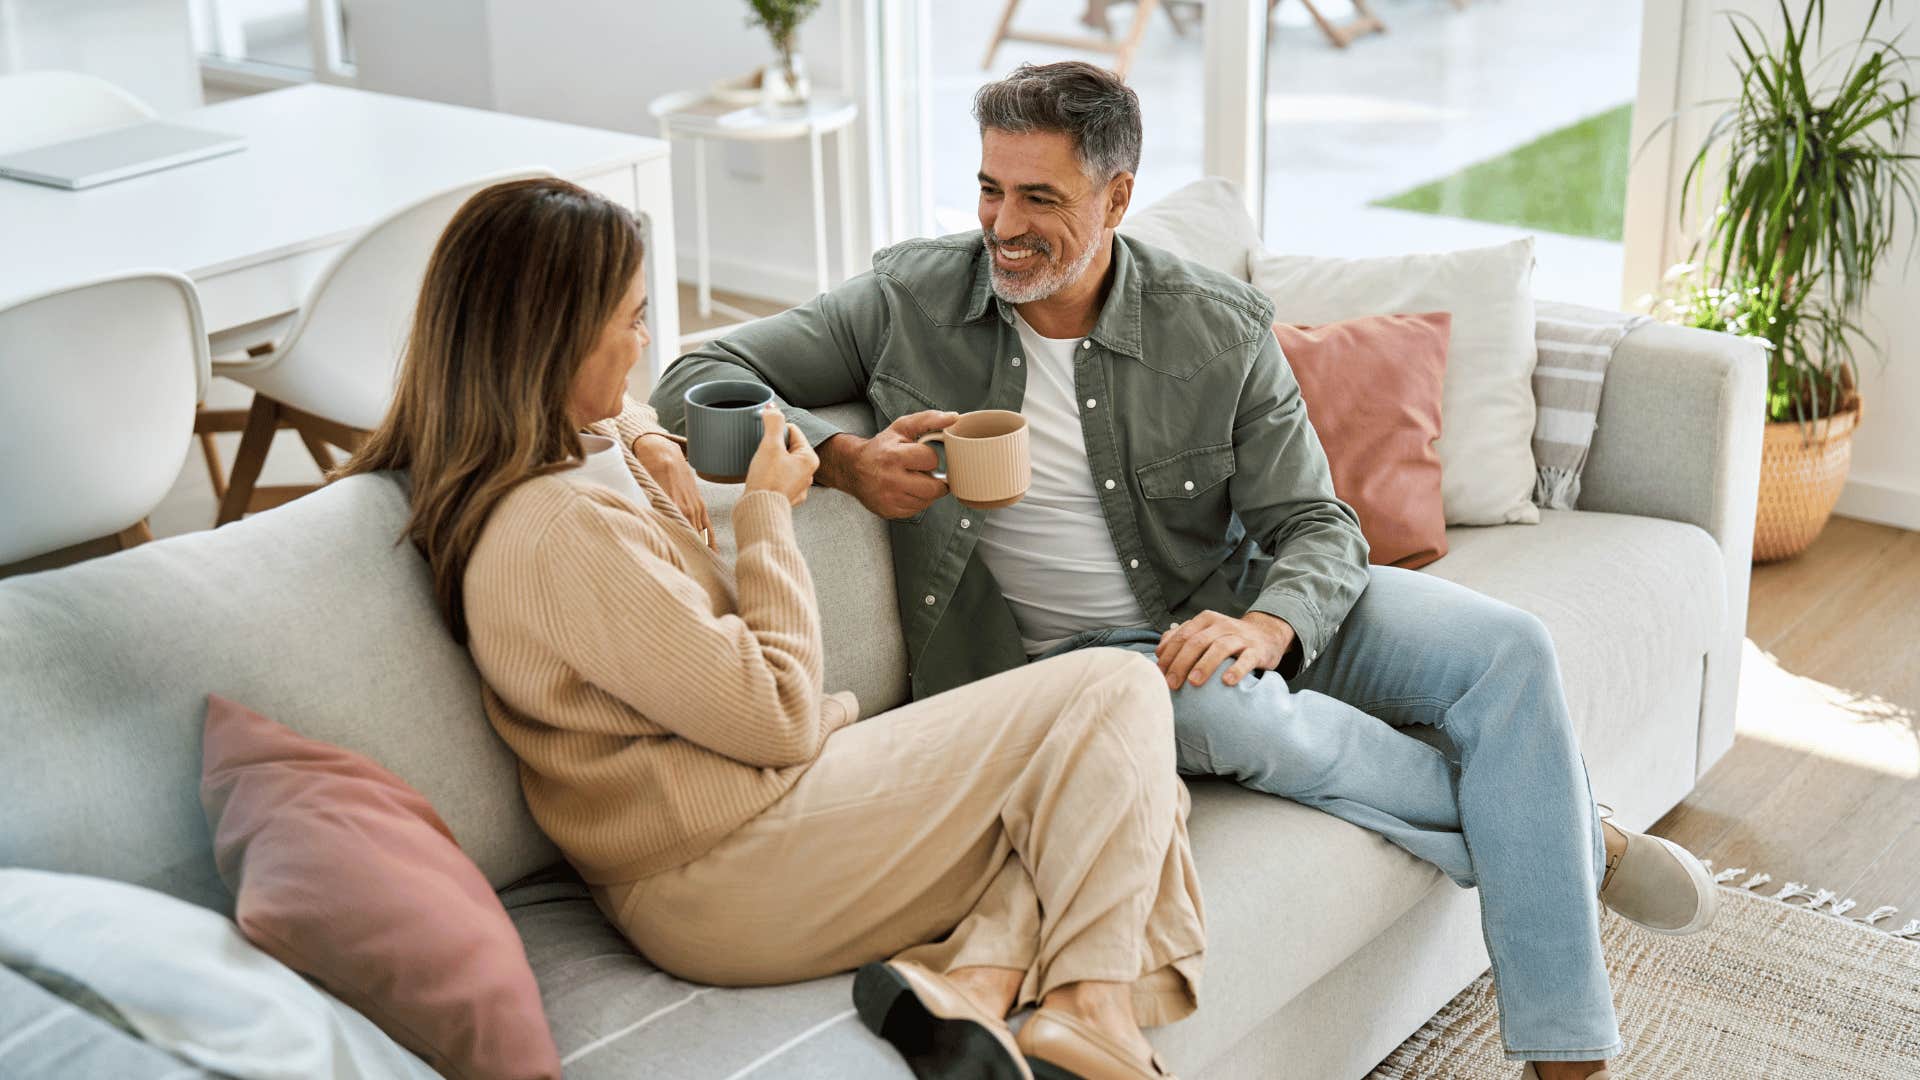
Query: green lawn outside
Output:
[[1370, 104, 1634, 242]]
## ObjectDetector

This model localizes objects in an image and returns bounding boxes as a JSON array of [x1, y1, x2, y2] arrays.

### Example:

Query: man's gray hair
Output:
[[971, 61, 1142, 180]]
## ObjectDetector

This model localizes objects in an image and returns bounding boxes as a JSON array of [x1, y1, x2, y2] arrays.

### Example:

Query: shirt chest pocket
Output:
[[1135, 443, 1237, 565], [867, 376, 942, 525], [868, 373, 940, 427]]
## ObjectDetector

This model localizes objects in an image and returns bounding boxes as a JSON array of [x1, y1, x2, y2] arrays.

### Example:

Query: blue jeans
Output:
[[1038, 566, 1620, 1062]]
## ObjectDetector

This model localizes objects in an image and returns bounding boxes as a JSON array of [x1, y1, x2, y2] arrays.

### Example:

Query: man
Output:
[[650, 61, 1714, 1080]]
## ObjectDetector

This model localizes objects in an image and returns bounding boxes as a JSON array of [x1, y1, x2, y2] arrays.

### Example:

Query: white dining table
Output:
[[1, 83, 681, 380]]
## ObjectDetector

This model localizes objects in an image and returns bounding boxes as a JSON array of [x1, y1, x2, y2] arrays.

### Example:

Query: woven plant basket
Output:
[[1753, 398, 1860, 563]]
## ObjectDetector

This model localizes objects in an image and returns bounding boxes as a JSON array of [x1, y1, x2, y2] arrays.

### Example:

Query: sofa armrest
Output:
[[1571, 309, 1767, 778]]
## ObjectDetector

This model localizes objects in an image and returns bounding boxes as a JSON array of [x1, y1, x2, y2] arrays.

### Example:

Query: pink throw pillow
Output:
[[1275, 313, 1451, 570], [199, 694, 560, 1080]]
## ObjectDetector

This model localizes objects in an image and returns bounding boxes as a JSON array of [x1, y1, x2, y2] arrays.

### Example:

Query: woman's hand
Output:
[[633, 432, 716, 548], [745, 404, 819, 507]]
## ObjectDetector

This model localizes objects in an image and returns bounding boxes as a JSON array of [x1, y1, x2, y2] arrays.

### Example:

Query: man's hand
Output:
[[1155, 610, 1298, 691], [815, 410, 960, 519], [633, 433, 716, 548]]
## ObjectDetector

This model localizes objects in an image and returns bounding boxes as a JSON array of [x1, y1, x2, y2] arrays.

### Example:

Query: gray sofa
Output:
[[0, 190, 1765, 1078]]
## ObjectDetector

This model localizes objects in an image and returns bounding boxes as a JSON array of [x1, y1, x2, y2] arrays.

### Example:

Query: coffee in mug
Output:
[[917, 410, 1031, 509], [684, 379, 777, 483]]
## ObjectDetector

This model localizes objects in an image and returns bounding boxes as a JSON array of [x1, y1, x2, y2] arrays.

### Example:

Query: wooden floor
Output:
[[1650, 516, 1920, 918], [677, 283, 789, 339]]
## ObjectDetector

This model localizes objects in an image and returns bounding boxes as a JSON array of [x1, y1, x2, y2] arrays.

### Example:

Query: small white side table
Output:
[[648, 90, 859, 340]]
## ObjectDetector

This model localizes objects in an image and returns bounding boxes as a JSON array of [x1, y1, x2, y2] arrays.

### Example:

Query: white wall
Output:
[[337, 0, 494, 108], [346, 0, 862, 306], [1625, 0, 1920, 531], [0, 0, 201, 111]]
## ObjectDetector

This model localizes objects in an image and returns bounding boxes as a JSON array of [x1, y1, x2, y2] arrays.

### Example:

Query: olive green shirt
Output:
[[651, 232, 1369, 701]]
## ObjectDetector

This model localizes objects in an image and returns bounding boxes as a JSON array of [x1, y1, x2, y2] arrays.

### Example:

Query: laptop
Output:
[[0, 122, 247, 190]]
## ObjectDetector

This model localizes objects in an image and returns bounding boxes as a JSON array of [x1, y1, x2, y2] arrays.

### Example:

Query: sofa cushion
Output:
[[1253, 239, 1542, 528], [1118, 177, 1262, 282], [501, 870, 900, 1079], [1426, 510, 1724, 748], [1276, 312, 1452, 569], [697, 401, 910, 719], [0, 474, 558, 911], [200, 695, 561, 1080], [0, 962, 220, 1079], [0, 869, 439, 1078], [499, 783, 1449, 1080], [1428, 510, 1724, 826]]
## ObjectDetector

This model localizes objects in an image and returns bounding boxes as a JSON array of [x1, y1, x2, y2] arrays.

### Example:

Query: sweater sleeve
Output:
[[531, 487, 845, 768], [610, 394, 684, 452]]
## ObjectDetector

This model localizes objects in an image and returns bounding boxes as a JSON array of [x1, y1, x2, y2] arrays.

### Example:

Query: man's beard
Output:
[[985, 228, 1101, 304]]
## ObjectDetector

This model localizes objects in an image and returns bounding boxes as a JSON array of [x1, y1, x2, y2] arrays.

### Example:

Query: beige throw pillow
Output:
[[1119, 177, 1263, 281], [1253, 238, 1541, 526]]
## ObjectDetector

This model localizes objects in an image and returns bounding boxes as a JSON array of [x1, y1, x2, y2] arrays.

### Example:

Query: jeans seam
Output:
[[1455, 823, 1515, 1057], [1349, 694, 1455, 730]]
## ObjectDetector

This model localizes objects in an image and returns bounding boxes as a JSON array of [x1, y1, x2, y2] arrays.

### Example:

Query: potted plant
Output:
[[746, 0, 822, 109], [1665, 0, 1917, 561]]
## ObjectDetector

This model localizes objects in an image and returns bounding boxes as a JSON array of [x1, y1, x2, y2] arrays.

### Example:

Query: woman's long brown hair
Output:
[[337, 177, 644, 642]]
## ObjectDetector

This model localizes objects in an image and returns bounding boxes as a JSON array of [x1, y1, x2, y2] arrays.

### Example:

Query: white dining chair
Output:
[[0, 71, 156, 155], [205, 168, 554, 525], [0, 271, 209, 568]]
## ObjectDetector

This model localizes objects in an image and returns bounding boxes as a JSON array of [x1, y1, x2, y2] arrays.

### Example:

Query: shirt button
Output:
[[1081, 341, 1092, 350], [1183, 480, 1195, 491], [959, 518, 971, 529], [1011, 357, 1022, 367], [923, 595, 936, 606], [1128, 558, 1139, 568], [1085, 398, 1097, 409], [1103, 479, 1116, 490]]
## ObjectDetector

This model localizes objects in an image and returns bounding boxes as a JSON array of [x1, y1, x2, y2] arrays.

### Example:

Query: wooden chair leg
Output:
[[114, 520, 154, 549], [295, 425, 338, 474], [198, 431, 227, 500], [1294, 0, 1386, 48], [1162, 0, 1198, 36], [983, 0, 1023, 70], [217, 395, 281, 526], [195, 404, 254, 501], [1112, 0, 1158, 78], [280, 404, 369, 459]]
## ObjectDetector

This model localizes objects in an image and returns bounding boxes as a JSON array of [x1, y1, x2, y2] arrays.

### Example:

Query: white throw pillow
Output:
[[0, 869, 438, 1080], [1253, 238, 1542, 526], [1120, 177, 1262, 282]]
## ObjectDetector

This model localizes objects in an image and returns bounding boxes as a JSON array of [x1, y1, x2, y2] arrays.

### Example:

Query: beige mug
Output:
[[917, 410, 1031, 509]]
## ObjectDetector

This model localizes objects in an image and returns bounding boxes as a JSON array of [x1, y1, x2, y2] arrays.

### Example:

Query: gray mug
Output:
[[684, 379, 776, 483]]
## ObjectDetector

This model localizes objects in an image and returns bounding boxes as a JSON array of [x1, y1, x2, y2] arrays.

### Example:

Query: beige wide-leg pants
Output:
[[598, 648, 1206, 1026]]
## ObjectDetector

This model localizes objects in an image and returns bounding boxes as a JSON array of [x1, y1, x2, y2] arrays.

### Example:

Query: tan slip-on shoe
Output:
[[853, 961, 1032, 1080], [1521, 1063, 1614, 1079], [1016, 1008, 1176, 1080], [1599, 820, 1719, 935]]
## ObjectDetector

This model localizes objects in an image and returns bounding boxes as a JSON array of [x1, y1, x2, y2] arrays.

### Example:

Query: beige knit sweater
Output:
[[464, 398, 859, 884]]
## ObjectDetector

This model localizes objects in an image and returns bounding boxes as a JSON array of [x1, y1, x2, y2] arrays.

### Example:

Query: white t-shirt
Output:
[[975, 312, 1153, 655], [569, 434, 648, 508]]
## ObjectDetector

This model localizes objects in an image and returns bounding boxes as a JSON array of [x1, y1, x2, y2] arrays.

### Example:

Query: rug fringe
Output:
[[1703, 860, 1920, 940]]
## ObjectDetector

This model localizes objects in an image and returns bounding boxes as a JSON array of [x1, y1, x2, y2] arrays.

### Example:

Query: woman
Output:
[[338, 178, 1204, 1080]]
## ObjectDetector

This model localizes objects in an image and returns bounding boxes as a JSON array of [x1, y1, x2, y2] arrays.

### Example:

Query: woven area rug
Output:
[[1370, 877, 1920, 1078]]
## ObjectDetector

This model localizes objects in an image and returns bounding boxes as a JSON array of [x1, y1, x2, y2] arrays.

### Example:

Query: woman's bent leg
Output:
[[605, 648, 1204, 1025]]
